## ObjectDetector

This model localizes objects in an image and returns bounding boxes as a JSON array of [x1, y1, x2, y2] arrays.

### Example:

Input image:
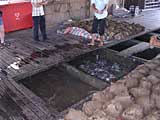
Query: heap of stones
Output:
[[69, 19, 145, 40], [63, 57, 160, 120]]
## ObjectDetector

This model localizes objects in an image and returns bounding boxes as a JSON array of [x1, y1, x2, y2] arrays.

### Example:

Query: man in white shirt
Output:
[[88, 0, 109, 46], [31, 0, 48, 41]]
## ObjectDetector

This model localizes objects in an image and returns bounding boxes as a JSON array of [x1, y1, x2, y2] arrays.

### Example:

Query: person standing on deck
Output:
[[88, 0, 109, 46], [0, 11, 5, 46], [31, 0, 48, 41]]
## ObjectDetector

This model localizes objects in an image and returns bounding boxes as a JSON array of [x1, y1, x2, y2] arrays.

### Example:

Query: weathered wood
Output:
[[20, 84, 57, 118], [0, 49, 27, 74], [0, 57, 18, 77], [4, 78, 54, 120], [8, 76, 54, 118]]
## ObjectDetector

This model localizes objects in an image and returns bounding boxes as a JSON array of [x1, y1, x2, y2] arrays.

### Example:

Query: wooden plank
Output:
[[0, 93, 28, 120], [0, 56, 18, 77], [0, 48, 43, 79], [0, 74, 27, 120], [4, 78, 53, 120], [8, 41, 33, 56], [6, 46, 40, 66], [20, 84, 58, 118], [7, 77, 55, 119], [0, 73, 7, 96], [5, 43, 42, 70], [21, 40, 47, 51], [0, 49, 27, 75]]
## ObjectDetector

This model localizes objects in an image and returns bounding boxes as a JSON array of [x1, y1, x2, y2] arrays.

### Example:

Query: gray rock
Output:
[[122, 104, 144, 120], [144, 63, 158, 70], [136, 96, 155, 115], [109, 83, 129, 96], [152, 83, 160, 95], [64, 109, 87, 120], [129, 87, 150, 98], [113, 95, 134, 109], [139, 78, 152, 90], [152, 93, 160, 109], [147, 75, 160, 85], [124, 78, 139, 89], [143, 110, 160, 120], [104, 101, 123, 118], [82, 101, 102, 116]]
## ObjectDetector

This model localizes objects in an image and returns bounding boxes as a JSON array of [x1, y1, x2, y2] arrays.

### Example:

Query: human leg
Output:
[[0, 25, 4, 44], [40, 16, 47, 40], [33, 16, 40, 41], [88, 17, 98, 46], [98, 18, 106, 46]]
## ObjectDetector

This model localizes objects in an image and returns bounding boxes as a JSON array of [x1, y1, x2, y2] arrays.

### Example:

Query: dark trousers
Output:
[[92, 17, 106, 36], [33, 16, 47, 40]]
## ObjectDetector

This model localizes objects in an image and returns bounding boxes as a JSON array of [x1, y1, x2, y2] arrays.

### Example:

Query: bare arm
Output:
[[91, 3, 100, 14], [31, 0, 48, 7], [91, 3, 108, 14], [39, 0, 48, 5]]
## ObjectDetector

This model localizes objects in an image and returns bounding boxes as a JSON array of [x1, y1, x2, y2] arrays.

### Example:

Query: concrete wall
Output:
[[108, 0, 123, 7], [89, 0, 123, 17], [45, 0, 123, 27], [45, 0, 89, 27]]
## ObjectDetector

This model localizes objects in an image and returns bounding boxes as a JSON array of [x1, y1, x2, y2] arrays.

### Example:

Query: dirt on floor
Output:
[[65, 19, 145, 40]]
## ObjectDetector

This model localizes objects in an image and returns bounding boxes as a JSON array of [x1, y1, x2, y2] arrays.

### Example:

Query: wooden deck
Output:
[[1, 9, 160, 119], [0, 29, 96, 119]]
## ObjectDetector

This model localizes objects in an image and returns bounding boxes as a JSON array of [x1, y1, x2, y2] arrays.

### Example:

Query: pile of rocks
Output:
[[69, 19, 145, 40], [63, 58, 160, 120]]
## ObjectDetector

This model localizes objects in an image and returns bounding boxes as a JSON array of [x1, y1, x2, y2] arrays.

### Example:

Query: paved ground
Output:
[[114, 9, 160, 31]]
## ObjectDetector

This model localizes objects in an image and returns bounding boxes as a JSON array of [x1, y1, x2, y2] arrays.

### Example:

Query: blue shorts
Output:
[[0, 18, 3, 25]]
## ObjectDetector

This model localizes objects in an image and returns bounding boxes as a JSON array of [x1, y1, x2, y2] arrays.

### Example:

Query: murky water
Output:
[[69, 49, 142, 83], [133, 47, 160, 60], [19, 67, 97, 112], [153, 29, 160, 34], [108, 40, 138, 52], [135, 33, 152, 42], [79, 59, 121, 82]]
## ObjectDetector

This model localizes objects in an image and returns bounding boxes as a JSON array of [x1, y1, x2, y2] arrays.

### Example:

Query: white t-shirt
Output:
[[91, 0, 109, 19]]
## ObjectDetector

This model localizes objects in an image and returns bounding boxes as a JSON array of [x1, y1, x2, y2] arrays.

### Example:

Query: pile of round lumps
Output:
[[69, 19, 145, 41], [63, 57, 160, 120]]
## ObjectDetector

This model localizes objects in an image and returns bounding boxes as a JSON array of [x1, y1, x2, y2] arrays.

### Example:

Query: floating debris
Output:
[[79, 59, 122, 82]]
